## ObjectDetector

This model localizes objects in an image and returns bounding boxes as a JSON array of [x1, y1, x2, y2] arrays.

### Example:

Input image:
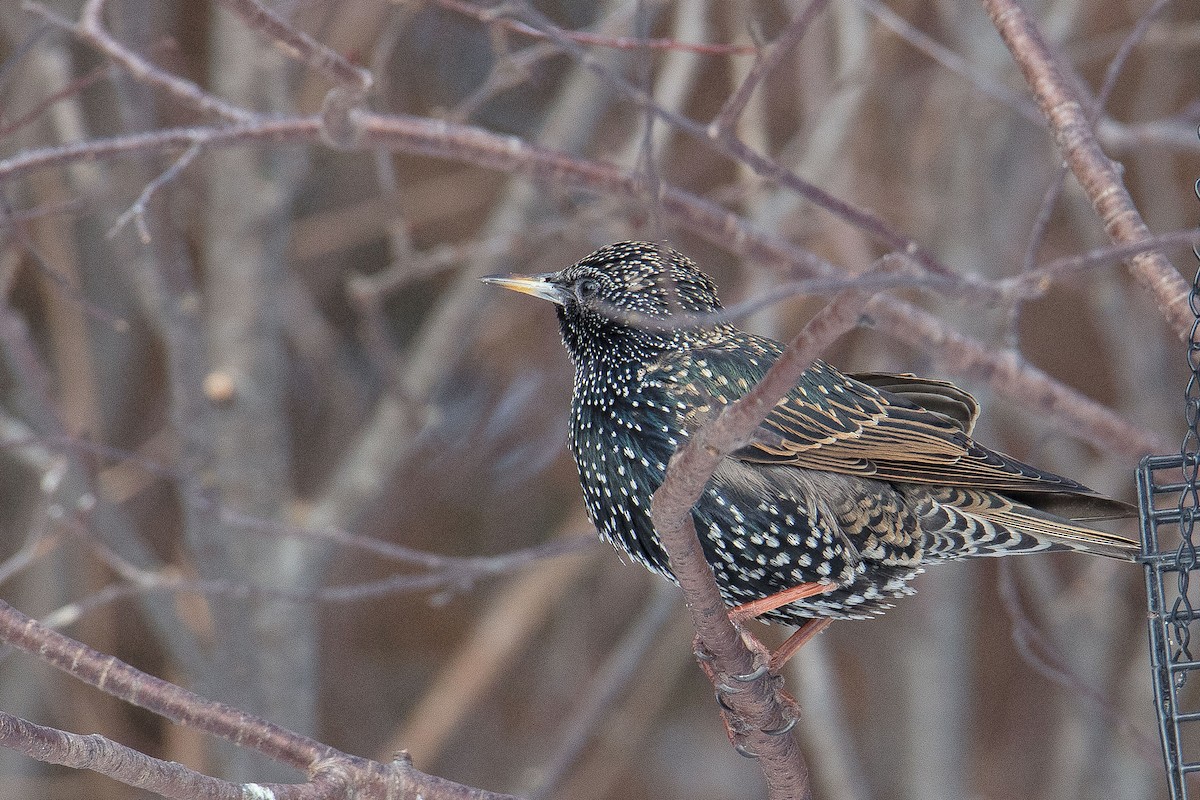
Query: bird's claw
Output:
[[733, 740, 760, 759], [695, 632, 800, 756], [729, 661, 769, 682], [762, 715, 798, 736]]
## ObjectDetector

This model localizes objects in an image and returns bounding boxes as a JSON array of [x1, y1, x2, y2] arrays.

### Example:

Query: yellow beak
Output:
[[480, 273, 570, 305]]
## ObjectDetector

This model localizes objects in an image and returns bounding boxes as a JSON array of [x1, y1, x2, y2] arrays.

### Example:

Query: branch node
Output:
[[320, 87, 366, 150]]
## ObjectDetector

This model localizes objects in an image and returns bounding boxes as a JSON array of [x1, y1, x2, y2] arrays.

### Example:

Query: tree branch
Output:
[[981, 0, 1190, 339], [650, 273, 886, 800], [0, 711, 348, 800], [0, 599, 523, 800]]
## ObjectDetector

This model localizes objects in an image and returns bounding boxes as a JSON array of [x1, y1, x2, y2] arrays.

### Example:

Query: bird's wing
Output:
[[659, 342, 1107, 498], [846, 372, 979, 434]]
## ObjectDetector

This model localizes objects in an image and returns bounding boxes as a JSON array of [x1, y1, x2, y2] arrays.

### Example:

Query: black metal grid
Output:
[[1142, 223, 1200, 797], [1142, 453, 1200, 799]]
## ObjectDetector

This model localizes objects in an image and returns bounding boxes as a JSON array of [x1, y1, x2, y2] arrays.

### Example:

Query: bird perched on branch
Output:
[[483, 241, 1137, 658]]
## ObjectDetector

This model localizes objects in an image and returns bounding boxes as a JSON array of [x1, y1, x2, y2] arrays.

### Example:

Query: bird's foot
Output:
[[695, 634, 798, 757]]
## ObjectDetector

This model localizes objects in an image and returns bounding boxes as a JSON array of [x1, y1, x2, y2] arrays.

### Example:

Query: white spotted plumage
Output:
[[484, 241, 1138, 624]]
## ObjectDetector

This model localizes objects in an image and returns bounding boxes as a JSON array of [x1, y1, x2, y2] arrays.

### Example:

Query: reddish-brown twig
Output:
[[0, 598, 522, 800], [0, 112, 1164, 456], [709, 0, 829, 136]]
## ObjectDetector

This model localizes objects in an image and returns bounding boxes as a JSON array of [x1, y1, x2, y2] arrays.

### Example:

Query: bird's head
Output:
[[482, 241, 728, 367]]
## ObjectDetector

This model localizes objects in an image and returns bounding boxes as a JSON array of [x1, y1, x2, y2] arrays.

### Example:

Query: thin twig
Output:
[[710, 0, 829, 136], [509, 1, 966, 282], [0, 522, 61, 589], [2, 203, 130, 331], [25, 0, 254, 122], [212, 0, 372, 94], [528, 584, 678, 799], [385, 538, 594, 767], [1015, 0, 1174, 341], [0, 112, 1165, 455], [433, 0, 760, 56], [107, 142, 202, 243], [853, 0, 1041, 124], [0, 63, 110, 138], [996, 561, 1160, 765], [1009, 229, 1200, 294]]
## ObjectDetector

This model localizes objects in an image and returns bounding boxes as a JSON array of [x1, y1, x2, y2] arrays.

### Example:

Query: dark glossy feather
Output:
[[848, 372, 979, 434], [484, 241, 1140, 623]]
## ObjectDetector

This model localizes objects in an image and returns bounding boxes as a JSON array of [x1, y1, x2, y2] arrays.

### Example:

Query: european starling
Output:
[[483, 241, 1138, 626]]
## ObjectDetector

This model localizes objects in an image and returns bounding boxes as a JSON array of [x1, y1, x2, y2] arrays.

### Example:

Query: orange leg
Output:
[[727, 581, 837, 671], [729, 581, 837, 624], [769, 618, 833, 671], [699, 583, 837, 752]]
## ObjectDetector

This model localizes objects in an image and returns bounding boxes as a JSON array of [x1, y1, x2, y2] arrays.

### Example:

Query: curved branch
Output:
[[0, 111, 1163, 456], [0, 712, 346, 800]]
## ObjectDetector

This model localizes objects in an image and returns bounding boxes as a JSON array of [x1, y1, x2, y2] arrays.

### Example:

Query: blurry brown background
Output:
[[0, 0, 1197, 798]]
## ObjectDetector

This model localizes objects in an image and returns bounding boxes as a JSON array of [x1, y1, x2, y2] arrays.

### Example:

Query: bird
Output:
[[482, 241, 1138, 651]]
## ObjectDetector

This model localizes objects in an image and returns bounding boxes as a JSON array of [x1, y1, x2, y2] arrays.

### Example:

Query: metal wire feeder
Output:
[[1139, 186, 1200, 798]]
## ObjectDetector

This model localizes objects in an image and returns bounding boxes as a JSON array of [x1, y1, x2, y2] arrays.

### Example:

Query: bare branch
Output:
[[996, 562, 1160, 765], [0, 597, 330, 769], [0, 110, 1164, 456], [106, 142, 202, 243], [434, 0, 760, 56], [0, 63, 110, 138], [0, 1, 1174, 795], [0, 599, 525, 800], [853, 0, 1041, 124], [212, 0, 372, 95], [710, 0, 829, 137], [982, 0, 1190, 339], [25, 0, 254, 121], [0, 712, 230, 799], [650, 273, 887, 799]]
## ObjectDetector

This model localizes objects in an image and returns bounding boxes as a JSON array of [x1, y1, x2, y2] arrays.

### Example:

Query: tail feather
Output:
[[911, 485, 1140, 562], [1005, 490, 1137, 524], [986, 502, 1140, 560]]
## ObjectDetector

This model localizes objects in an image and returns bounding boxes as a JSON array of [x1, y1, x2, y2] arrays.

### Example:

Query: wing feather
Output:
[[657, 340, 1120, 501]]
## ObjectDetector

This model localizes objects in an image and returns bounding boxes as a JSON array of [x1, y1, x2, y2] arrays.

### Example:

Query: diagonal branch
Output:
[[709, 0, 829, 137], [432, 0, 759, 56], [106, 141, 202, 243], [212, 0, 372, 95], [981, 0, 1190, 339], [25, 0, 254, 122], [0, 112, 1164, 456], [650, 267, 891, 800], [0, 711, 346, 800], [0, 598, 523, 800], [0, 597, 330, 769], [853, 0, 1041, 124], [508, 1, 964, 281]]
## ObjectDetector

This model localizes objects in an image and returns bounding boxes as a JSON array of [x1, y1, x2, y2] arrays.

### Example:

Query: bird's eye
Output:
[[575, 278, 600, 302]]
